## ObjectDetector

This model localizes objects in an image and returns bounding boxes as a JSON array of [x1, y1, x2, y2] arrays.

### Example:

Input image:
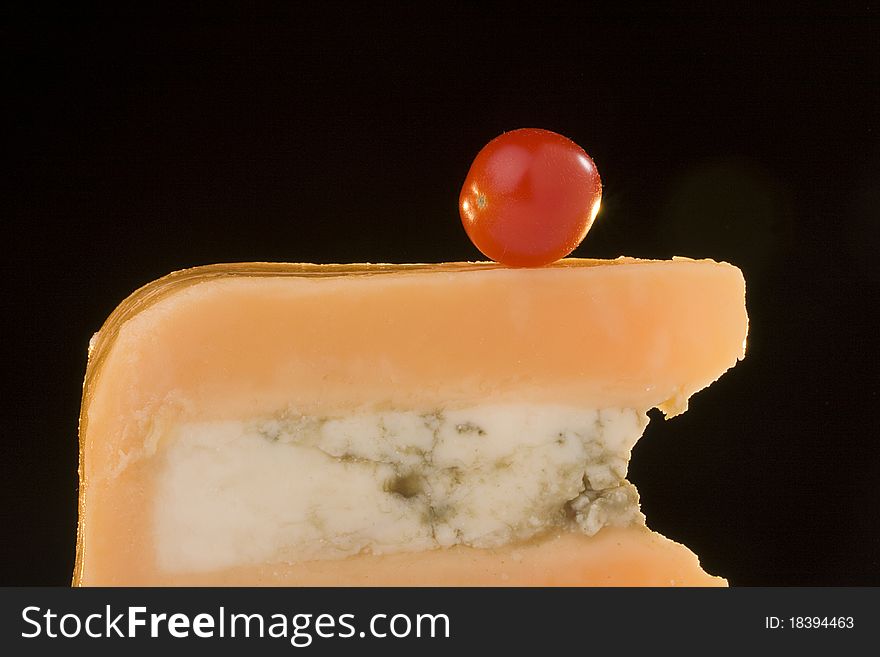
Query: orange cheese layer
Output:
[[75, 259, 747, 586], [85, 526, 726, 587]]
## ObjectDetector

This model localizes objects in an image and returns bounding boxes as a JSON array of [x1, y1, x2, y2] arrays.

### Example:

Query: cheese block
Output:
[[74, 258, 748, 586]]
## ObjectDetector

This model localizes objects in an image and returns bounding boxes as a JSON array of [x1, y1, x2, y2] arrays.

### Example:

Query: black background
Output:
[[3, 6, 878, 586]]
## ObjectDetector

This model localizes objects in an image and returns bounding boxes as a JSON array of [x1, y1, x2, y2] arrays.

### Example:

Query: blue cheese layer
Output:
[[154, 405, 648, 573]]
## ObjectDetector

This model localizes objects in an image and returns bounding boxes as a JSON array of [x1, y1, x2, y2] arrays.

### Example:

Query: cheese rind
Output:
[[75, 259, 747, 586]]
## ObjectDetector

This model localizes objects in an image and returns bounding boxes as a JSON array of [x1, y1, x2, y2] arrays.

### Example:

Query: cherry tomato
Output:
[[459, 128, 602, 267]]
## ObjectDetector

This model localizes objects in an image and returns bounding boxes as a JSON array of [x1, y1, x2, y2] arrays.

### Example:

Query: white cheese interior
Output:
[[154, 405, 648, 573]]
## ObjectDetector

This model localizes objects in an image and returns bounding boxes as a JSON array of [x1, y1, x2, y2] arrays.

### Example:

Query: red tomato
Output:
[[459, 128, 602, 267]]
